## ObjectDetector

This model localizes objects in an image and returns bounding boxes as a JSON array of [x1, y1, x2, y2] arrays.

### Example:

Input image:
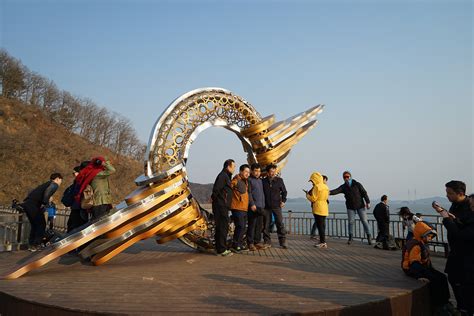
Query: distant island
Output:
[[286, 196, 450, 204], [284, 196, 451, 215]]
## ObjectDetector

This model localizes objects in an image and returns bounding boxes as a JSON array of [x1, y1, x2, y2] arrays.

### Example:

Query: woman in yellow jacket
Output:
[[305, 172, 329, 248]]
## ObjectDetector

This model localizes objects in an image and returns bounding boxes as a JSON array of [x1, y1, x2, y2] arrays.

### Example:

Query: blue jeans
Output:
[[347, 208, 371, 236]]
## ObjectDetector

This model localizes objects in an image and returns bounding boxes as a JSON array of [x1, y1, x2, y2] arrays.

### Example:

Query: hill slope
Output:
[[0, 97, 143, 205], [0, 97, 213, 205]]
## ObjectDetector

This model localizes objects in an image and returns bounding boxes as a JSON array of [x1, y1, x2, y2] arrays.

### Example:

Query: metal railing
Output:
[[0, 208, 31, 251], [0, 207, 69, 250], [285, 211, 449, 254], [1, 208, 449, 255]]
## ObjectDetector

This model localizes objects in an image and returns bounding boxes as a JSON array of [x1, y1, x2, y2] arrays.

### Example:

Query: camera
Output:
[[94, 159, 103, 166]]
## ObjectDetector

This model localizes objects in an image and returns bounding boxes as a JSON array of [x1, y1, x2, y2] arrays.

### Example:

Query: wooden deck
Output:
[[0, 235, 447, 315]]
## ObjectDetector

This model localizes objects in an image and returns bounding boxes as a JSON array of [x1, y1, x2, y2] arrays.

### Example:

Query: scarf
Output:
[[74, 156, 106, 203]]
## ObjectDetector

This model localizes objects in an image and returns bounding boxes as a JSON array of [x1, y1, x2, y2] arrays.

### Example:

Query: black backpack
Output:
[[61, 183, 76, 207]]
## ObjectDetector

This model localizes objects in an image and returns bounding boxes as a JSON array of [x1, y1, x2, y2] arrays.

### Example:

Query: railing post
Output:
[[287, 210, 292, 234], [16, 213, 23, 246]]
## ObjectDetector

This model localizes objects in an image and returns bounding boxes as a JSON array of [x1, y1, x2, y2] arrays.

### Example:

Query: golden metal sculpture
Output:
[[2, 87, 323, 279]]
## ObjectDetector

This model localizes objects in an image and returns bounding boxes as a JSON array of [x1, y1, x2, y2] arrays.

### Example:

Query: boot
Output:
[[367, 234, 373, 245], [347, 235, 353, 245]]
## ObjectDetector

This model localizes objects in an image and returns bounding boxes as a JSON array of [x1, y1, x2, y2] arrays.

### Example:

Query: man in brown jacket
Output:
[[230, 164, 255, 253]]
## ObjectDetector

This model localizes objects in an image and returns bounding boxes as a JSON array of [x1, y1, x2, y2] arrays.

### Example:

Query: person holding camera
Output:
[[229, 164, 254, 253], [305, 172, 330, 248], [75, 156, 116, 220], [432, 181, 473, 316]]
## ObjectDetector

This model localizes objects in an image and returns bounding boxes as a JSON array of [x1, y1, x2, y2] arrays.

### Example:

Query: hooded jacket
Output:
[[90, 160, 116, 206], [402, 221, 436, 272], [306, 172, 329, 216]]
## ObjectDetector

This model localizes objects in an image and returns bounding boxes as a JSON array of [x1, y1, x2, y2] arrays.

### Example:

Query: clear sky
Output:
[[1, 0, 472, 200]]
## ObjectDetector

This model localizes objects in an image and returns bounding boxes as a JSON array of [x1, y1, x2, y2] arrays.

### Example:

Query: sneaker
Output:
[[310, 236, 318, 240], [248, 244, 257, 251], [367, 234, 373, 246], [29, 244, 45, 252], [254, 243, 265, 250], [28, 245, 38, 252], [231, 247, 243, 254], [280, 244, 288, 249], [216, 250, 233, 257], [315, 243, 328, 248]]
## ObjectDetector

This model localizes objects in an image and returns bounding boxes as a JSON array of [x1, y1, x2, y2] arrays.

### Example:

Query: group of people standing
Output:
[[211, 160, 288, 256], [431, 181, 473, 316], [212, 163, 377, 253], [16, 156, 115, 251]]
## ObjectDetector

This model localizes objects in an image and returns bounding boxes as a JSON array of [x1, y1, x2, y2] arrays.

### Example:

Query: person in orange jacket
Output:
[[402, 221, 455, 314], [230, 164, 255, 253]]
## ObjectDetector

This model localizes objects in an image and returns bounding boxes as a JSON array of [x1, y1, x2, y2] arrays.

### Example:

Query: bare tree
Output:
[[41, 80, 61, 111], [0, 49, 145, 160], [0, 49, 25, 98], [24, 72, 47, 107]]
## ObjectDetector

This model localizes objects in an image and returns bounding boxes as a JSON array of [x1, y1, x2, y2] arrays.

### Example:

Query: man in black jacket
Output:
[[373, 195, 390, 250], [330, 171, 371, 245], [433, 181, 473, 315], [21, 173, 63, 251], [211, 159, 235, 256], [262, 164, 288, 249]]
